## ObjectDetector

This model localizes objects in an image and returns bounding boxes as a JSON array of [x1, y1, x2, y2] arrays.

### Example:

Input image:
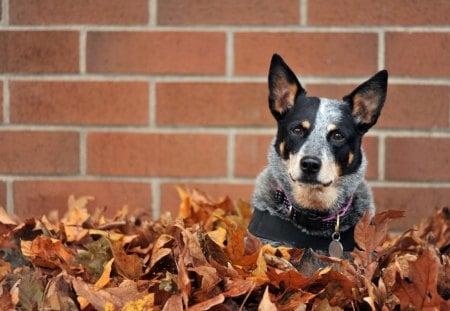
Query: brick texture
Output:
[[156, 83, 271, 126], [10, 0, 148, 25], [0, 81, 3, 122], [160, 183, 254, 216], [234, 33, 377, 76], [87, 32, 226, 74], [373, 187, 450, 231], [379, 85, 450, 129], [10, 81, 149, 125], [0, 31, 78, 73], [0, 2, 448, 229], [13, 181, 151, 219], [385, 138, 450, 181], [386, 33, 450, 77], [0, 131, 79, 174], [158, 0, 299, 25], [308, 0, 450, 26], [87, 133, 228, 177]]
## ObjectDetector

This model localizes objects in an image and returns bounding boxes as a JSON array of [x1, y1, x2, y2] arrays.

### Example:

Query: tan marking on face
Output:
[[301, 120, 311, 129], [327, 124, 337, 132], [348, 152, 354, 165], [279, 141, 285, 155], [291, 184, 339, 211]]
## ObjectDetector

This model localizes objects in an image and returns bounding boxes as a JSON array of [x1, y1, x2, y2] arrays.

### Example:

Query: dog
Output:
[[248, 54, 388, 272]]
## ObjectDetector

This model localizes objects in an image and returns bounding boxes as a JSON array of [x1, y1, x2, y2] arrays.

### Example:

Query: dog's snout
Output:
[[300, 156, 321, 174]]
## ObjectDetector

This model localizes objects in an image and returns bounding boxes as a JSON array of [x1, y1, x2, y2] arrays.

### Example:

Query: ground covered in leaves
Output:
[[0, 188, 449, 310]]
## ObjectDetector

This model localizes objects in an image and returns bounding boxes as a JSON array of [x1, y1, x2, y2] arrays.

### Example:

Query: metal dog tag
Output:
[[328, 240, 344, 258]]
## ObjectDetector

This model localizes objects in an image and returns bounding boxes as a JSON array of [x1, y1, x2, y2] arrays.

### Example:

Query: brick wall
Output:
[[1, 0, 449, 230]]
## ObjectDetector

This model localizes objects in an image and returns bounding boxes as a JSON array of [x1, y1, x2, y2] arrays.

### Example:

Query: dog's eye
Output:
[[331, 131, 345, 142], [291, 127, 305, 137]]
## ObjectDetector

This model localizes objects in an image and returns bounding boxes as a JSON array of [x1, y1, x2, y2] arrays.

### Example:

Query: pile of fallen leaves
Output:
[[0, 189, 449, 310]]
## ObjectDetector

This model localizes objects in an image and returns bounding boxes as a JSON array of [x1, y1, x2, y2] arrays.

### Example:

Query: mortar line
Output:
[[227, 130, 236, 179], [300, 0, 308, 26], [2, 79, 9, 123], [151, 179, 160, 219], [1, 174, 450, 188], [4, 74, 450, 85], [149, 80, 156, 127], [378, 134, 386, 181], [0, 123, 449, 137], [1, 24, 449, 32], [79, 29, 87, 74], [1, 0, 9, 25], [79, 131, 87, 175], [6, 179, 14, 214], [149, 0, 157, 26], [378, 31, 386, 70], [226, 31, 234, 77]]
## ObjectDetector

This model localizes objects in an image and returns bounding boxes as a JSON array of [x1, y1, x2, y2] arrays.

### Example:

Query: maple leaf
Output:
[[392, 247, 449, 310]]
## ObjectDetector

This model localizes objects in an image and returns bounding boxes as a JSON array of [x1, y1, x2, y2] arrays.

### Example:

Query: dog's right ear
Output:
[[268, 54, 306, 119]]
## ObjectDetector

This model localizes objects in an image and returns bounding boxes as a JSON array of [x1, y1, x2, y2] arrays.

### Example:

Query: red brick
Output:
[[379, 85, 450, 129], [234, 134, 378, 179], [10, 0, 148, 25], [0, 31, 78, 73], [156, 83, 271, 126], [386, 33, 450, 77], [13, 180, 151, 219], [0, 81, 3, 122], [385, 137, 450, 181], [306, 84, 357, 100], [373, 187, 450, 231], [10, 81, 149, 125], [0, 182, 6, 209], [160, 183, 254, 216], [234, 33, 377, 76], [158, 0, 299, 25], [0, 131, 79, 174], [308, 0, 450, 26], [234, 134, 272, 178], [363, 136, 378, 180], [87, 133, 227, 177], [87, 32, 225, 75]]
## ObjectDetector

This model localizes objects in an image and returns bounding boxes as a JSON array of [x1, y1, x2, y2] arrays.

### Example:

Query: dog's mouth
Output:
[[289, 174, 334, 188]]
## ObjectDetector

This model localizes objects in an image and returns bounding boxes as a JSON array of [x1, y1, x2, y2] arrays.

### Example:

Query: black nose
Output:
[[300, 156, 321, 174]]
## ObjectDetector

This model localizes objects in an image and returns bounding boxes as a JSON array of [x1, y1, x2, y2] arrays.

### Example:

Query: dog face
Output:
[[268, 54, 387, 211]]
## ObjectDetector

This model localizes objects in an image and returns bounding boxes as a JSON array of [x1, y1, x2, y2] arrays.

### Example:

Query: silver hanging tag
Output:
[[329, 214, 344, 258], [329, 238, 344, 258]]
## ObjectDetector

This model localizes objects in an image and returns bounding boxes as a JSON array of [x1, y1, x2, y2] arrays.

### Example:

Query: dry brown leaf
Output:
[[258, 286, 277, 311], [187, 293, 225, 311], [109, 239, 142, 280], [392, 247, 450, 310]]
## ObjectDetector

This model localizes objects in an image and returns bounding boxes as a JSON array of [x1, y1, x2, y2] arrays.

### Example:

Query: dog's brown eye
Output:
[[292, 127, 305, 137], [331, 131, 345, 142]]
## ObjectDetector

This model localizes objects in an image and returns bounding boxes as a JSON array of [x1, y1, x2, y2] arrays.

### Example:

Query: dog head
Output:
[[268, 54, 387, 211]]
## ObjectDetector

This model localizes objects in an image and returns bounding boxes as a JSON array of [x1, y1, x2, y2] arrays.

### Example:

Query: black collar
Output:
[[248, 209, 356, 252], [274, 185, 354, 232]]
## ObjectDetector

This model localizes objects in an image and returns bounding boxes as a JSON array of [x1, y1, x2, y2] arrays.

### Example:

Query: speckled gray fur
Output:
[[252, 139, 374, 237]]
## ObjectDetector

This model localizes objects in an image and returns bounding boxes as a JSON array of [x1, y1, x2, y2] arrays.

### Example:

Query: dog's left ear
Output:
[[268, 54, 306, 120], [343, 70, 388, 133]]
